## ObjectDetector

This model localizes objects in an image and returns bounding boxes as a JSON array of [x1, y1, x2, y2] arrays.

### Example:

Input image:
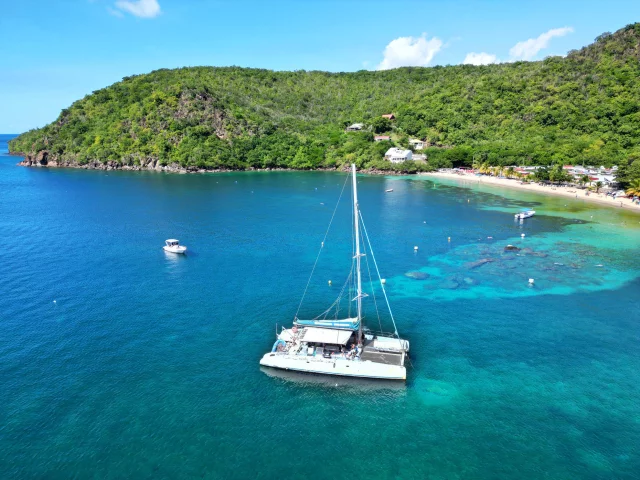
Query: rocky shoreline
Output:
[[14, 151, 412, 176]]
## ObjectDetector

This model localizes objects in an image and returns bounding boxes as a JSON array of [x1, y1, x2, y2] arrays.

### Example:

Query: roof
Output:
[[348, 123, 363, 128], [381, 114, 395, 119], [409, 138, 424, 143], [374, 135, 390, 139], [165, 239, 179, 243], [301, 327, 353, 345], [385, 147, 412, 157]]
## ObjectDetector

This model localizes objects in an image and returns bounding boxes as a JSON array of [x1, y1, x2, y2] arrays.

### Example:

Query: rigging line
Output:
[[359, 210, 399, 337], [334, 265, 355, 320], [312, 268, 353, 320], [295, 173, 351, 320], [359, 220, 383, 335]]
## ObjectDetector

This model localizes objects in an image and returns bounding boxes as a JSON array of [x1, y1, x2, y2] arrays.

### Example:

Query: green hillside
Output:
[[9, 23, 640, 182]]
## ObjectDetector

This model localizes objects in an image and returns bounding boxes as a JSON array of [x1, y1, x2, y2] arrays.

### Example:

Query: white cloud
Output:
[[114, 0, 161, 18], [463, 52, 498, 65], [509, 27, 573, 61], [377, 33, 443, 70]]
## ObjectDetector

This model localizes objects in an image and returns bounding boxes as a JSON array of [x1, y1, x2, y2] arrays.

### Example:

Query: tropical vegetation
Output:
[[9, 23, 640, 185], [626, 179, 640, 196]]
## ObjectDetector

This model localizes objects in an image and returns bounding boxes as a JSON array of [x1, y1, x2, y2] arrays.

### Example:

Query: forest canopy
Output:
[[9, 23, 640, 184]]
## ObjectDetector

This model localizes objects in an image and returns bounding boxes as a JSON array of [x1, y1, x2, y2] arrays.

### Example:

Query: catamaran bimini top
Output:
[[301, 327, 353, 345], [295, 317, 359, 330]]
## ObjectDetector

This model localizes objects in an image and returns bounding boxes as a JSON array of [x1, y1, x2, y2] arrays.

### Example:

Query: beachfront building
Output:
[[385, 148, 413, 163], [412, 153, 427, 163], [560, 165, 617, 185], [514, 167, 531, 177], [409, 139, 425, 150], [374, 135, 390, 142], [346, 123, 364, 132]]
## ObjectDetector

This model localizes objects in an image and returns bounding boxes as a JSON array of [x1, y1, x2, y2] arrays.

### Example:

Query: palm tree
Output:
[[594, 181, 603, 193], [579, 174, 590, 188], [626, 179, 640, 197], [506, 166, 515, 178]]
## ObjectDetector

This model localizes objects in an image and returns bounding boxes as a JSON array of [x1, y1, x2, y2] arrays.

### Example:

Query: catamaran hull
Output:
[[259, 353, 406, 380]]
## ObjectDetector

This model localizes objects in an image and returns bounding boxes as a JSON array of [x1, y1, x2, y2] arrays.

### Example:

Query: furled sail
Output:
[[294, 317, 360, 330]]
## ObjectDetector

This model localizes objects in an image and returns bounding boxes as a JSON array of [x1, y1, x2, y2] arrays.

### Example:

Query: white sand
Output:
[[418, 171, 640, 213]]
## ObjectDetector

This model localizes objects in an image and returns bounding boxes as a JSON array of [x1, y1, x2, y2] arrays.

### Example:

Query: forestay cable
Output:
[[359, 221, 383, 335], [359, 210, 399, 337]]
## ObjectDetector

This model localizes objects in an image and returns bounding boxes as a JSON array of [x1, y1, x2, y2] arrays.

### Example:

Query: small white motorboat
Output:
[[515, 209, 535, 220], [163, 239, 187, 254], [385, 189, 394, 193]]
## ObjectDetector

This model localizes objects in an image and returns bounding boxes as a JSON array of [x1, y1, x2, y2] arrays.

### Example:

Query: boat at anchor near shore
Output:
[[259, 164, 410, 380], [515, 208, 536, 220]]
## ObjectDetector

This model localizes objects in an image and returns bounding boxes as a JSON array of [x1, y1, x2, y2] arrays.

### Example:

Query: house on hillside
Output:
[[374, 135, 390, 142], [385, 147, 413, 163], [346, 123, 364, 132], [412, 154, 427, 162], [381, 114, 395, 120], [409, 139, 425, 150]]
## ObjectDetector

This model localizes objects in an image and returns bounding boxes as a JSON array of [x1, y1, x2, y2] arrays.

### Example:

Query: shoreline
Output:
[[11, 154, 640, 214], [419, 171, 640, 212], [12, 153, 412, 176]]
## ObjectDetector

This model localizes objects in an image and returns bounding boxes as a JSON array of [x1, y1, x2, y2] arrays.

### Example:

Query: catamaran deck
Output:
[[360, 347, 404, 366]]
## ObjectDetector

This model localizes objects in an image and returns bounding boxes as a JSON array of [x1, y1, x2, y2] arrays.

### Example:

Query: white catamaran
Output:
[[259, 164, 410, 380]]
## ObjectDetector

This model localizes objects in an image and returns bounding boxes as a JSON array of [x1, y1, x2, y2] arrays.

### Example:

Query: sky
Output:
[[1, 0, 639, 133]]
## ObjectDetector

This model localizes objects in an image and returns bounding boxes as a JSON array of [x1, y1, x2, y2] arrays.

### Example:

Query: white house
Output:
[[346, 123, 364, 132], [409, 139, 425, 150], [385, 148, 413, 163]]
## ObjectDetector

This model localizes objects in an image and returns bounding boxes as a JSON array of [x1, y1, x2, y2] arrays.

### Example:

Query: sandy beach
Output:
[[419, 170, 640, 213]]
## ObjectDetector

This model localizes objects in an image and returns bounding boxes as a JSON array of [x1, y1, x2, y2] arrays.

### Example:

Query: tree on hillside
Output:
[[370, 117, 392, 134]]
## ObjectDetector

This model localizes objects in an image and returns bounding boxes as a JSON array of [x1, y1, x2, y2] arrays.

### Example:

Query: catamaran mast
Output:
[[351, 163, 363, 343]]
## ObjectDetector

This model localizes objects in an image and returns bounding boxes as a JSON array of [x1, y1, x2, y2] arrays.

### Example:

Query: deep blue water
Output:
[[1, 133, 639, 479]]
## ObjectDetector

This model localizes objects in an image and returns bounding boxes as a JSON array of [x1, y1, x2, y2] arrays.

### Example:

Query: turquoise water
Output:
[[1, 134, 639, 479]]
